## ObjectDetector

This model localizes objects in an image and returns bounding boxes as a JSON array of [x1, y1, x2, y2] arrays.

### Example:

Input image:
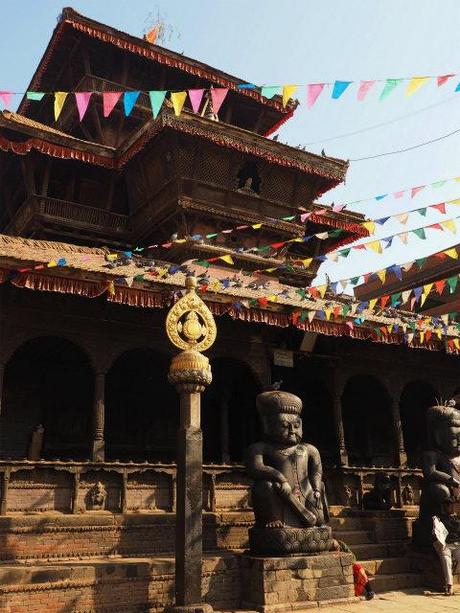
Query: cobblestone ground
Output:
[[318, 588, 460, 612]]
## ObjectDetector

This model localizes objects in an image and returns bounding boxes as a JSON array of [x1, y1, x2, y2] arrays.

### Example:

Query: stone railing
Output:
[[0, 460, 250, 515], [0, 460, 422, 516]]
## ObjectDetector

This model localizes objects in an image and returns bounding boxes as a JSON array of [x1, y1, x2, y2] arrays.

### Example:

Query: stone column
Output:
[[91, 371, 105, 462], [331, 370, 348, 466], [165, 275, 216, 613], [386, 380, 406, 467]]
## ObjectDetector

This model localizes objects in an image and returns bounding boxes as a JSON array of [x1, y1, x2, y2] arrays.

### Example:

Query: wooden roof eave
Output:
[[17, 7, 296, 130]]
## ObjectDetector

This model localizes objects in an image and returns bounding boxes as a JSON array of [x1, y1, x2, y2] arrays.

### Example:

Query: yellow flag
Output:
[[436, 328, 442, 340], [362, 221, 376, 235], [442, 219, 457, 233], [174, 239, 186, 244], [282, 85, 298, 107], [377, 269, 386, 283], [444, 248, 459, 259], [47, 260, 57, 268], [419, 331, 425, 343], [451, 198, 460, 204], [324, 308, 332, 321], [106, 253, 118, 261], [252, 223, 262, 229], [171, 91, 187, 116], [423, 283, 433, 296], [219, 254, 234, 265], [454, 338, 460, 350], [317, 284, 327, 298], [454, 177, 460, 183], [54, 92, 68, 120], [107, 281, 115, 296], [366, 240, 383, 253], [268, 294, 278, 302], [301, 258, 313, 267], [406, 76, 429, 97], [369, 298, 378, 310]]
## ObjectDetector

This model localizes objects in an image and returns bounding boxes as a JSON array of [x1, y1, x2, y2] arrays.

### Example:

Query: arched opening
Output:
[[202, 358, 261, 463], [1, 336, 93, 460], [400, 380, 438, 467], [342, 374, 396, 467], [105, 349, 178, 462], [270, 362, 336, 464]]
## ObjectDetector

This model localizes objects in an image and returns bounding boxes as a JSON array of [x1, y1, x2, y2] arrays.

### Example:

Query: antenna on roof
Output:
[[143, 8, 180, 45]]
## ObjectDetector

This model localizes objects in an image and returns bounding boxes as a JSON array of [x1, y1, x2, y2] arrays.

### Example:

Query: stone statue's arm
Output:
[[307, 444, 322, 493], [423, 450, 459, 485], [245, 443, 287, 484]]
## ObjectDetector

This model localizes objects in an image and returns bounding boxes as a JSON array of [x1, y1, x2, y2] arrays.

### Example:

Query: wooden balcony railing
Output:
[[5, 195, 131, 237]]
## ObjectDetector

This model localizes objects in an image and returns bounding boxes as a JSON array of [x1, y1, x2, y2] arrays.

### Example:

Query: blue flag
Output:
[[124, 91, 140, 116], [332, 81, 352, 99]]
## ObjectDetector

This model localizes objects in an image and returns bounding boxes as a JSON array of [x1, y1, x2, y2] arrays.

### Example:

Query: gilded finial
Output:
[[166, 274, 217, 352]]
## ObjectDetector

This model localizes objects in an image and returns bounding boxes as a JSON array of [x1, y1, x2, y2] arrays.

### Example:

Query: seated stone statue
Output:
[[413, 400, 460, 550], [362, 473, 394, 511], [245, 388, 333, 555]]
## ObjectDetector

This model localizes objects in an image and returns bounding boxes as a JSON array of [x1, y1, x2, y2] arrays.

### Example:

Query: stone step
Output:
[[333, 529, 374, 545], [352, 541, 408, 560], [329, 517, 366, 531], [369, 572, 423, 592], [359, 557, 412, 576]]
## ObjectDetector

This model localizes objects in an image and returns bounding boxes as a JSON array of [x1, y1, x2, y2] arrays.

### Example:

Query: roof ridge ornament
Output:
[[166, 274, 216, 352]]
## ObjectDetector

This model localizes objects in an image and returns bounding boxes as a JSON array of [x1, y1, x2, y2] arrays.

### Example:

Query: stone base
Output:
[[241, 552, 357, 612], [164, 605, 213, 613], [249, 525, 333, 556]]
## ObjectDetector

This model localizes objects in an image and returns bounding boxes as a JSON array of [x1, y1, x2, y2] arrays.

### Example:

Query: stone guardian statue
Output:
[[245, 388, 333, 555]]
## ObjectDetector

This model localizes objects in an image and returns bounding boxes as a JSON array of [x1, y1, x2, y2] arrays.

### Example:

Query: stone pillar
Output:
[[91, 371, 105, 462], [165, 275, 216, 613], [390, 396, 407, 467], [331, 370, 348, 466]]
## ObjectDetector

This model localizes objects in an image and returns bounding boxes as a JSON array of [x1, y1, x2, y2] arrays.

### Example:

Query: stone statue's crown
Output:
[[256, 390, 302, 417]]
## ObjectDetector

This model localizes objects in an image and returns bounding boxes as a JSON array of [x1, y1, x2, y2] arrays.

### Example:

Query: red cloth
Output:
[[353, 563, 369, 597]]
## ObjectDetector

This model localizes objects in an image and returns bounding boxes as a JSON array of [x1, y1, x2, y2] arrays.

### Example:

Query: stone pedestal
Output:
[[249, 525, 333, 556], [241, 552, 357, 613]]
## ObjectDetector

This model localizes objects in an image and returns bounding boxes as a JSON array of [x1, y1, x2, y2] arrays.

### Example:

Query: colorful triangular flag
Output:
[[103, 92, 122, 117], [75, 92, 92, 121], [123, 91, 140, 116], [210, 88, 229, 114], [406, 76, 429, 97], [54, 92, 68, 120], [149, 90, 167, 119], [332, 80, 352, 99]]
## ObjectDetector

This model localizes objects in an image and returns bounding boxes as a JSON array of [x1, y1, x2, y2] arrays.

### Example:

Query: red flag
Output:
[[380, 295, 390, 308], [145, 26, 158, 44], [257, 297, 268, 307], [431, 202, 446, 214], [411, 186, 425, 198], [103, 92, 122, 117], [435, 279, 446, 294], [437, 74, 455, 86]]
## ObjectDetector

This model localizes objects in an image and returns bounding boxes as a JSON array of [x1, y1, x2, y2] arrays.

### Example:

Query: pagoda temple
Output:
[[0, 8, 459, 611]]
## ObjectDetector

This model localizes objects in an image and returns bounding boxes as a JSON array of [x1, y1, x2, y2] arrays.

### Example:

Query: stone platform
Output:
[[241, 552, 357, 613]]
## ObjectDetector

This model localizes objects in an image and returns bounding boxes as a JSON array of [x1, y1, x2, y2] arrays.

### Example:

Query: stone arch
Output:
[[105, 348, 178, 462], [1, 336, 94, 460], [202, 357, 261, 463], [342, 374, 396, 467], [400, 380, 438, 468]]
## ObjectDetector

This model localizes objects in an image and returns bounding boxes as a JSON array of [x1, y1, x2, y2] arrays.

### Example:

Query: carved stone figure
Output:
[[27, 424, 44, 461], [362, 473, 394, 511], [402, 483, 415, 505], [88, 481, 107, 511], [343, 483, 357, 507], [245, 389, 333, 555], [413, 402, 460, 549], [412, 401, 460, 594]]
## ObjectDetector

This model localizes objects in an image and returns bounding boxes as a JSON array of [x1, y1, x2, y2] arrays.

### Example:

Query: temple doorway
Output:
[[399, 380, 438, 467], [201, 357, 261, 463], [342, 374, 396, 467], [105, 349, 178, 462], [1, 336, 93, 460]]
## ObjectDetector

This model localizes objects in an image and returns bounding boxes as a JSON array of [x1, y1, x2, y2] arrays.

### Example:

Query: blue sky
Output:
[[2, 0, 460, 290]]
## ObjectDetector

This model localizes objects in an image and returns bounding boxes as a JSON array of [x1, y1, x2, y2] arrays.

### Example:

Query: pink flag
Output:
[[411, 186, 425, 198], [103, 91, 122, 118], [437, 74, 455, 86], [0, 91, 13, 108], [210, 88, 228, 115], [332, 203, 347, 212], [393, 190, 405, 199], [431, 202, 446, 214], [75, 92, 92, 121], [188, 89, 205, 113], [357, 80, 376, 101], [307, 83, 324, 108]]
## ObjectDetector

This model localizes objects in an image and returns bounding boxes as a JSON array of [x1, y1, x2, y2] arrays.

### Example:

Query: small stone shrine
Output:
[[243, 387, 355, 610]]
